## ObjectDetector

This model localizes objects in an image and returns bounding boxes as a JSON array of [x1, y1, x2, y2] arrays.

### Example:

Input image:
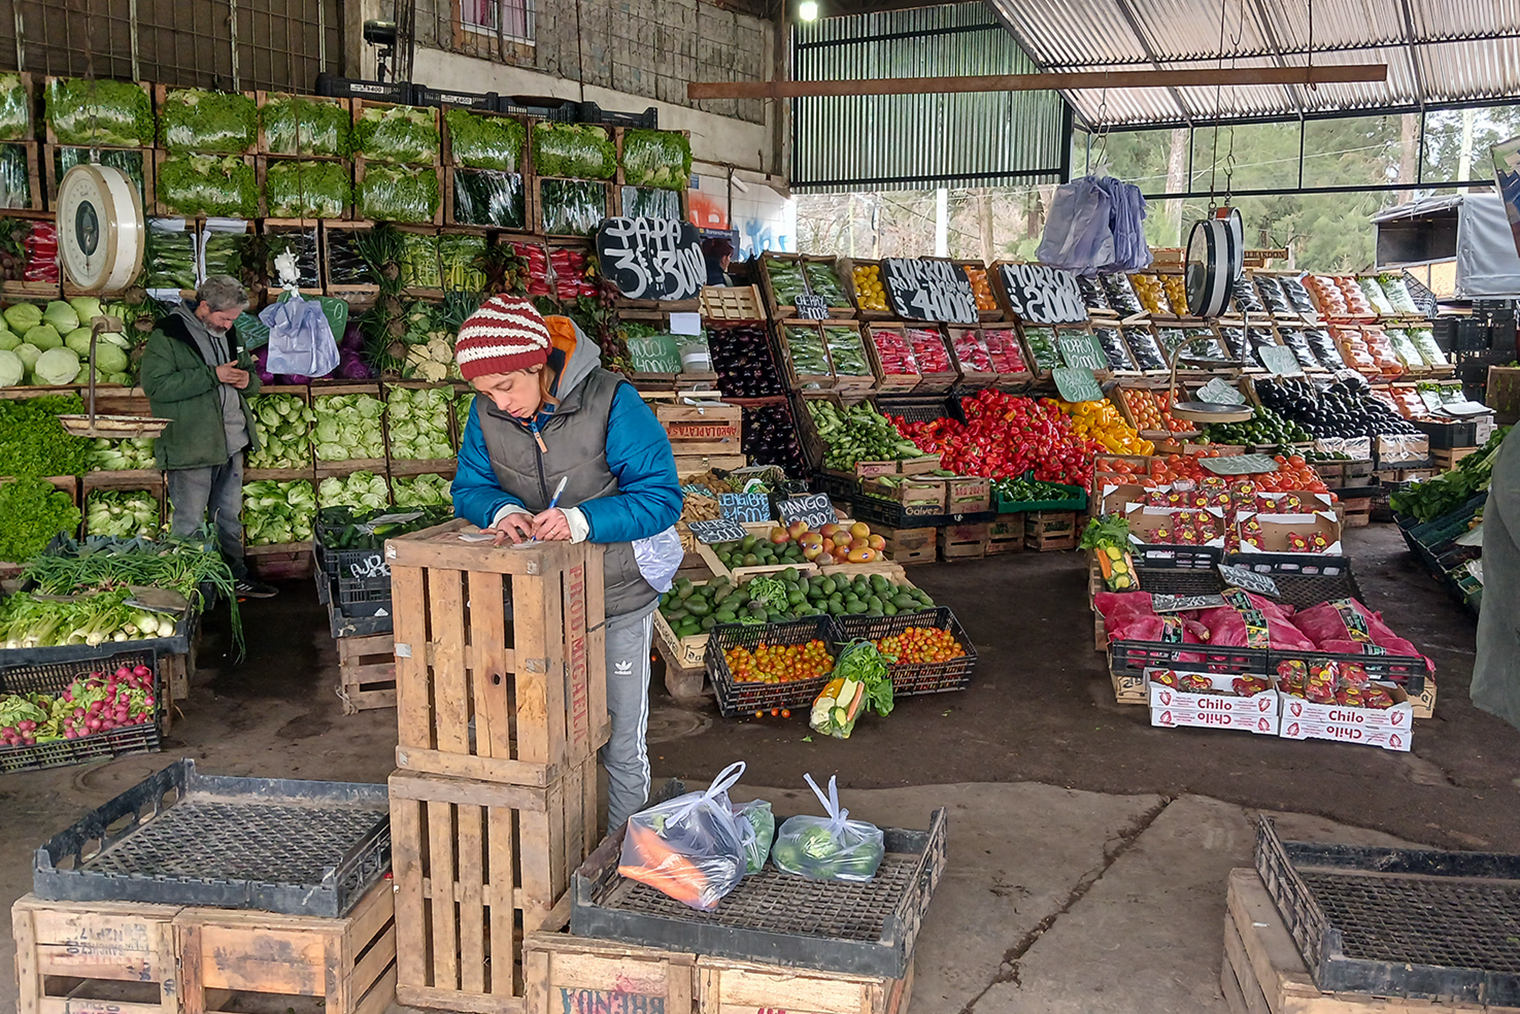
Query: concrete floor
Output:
[[0, 522, 1514, 1014]]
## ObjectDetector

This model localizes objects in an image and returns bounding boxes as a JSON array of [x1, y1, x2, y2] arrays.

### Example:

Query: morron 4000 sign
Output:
[[596, 217, 706, 301]]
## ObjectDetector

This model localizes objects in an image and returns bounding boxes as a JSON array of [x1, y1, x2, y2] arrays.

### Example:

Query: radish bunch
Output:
[[56, 664, 156, 741]]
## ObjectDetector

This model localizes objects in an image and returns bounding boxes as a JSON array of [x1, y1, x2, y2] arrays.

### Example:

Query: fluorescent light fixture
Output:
[[798, 1, 819, 21]]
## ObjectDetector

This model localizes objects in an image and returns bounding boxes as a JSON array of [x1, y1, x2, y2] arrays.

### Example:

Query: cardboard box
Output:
[[1098, 482, 1148, 516], [1147, 669, 1279, 735], [1235, 510, 1343, 555], [1124, 504, 1228, 549], [1277, 685, 1413, 752]]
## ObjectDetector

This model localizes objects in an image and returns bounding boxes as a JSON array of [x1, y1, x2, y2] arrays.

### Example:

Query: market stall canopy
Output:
[[983, 0, 1520, 127], [1375, 193, 1520, 298]]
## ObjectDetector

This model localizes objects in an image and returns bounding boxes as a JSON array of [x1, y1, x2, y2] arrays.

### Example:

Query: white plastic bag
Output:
[[617, 761, 751, 910], [633, 525, 684, 593], [770, 774, 885, 883], [259, 291, 339, 378]]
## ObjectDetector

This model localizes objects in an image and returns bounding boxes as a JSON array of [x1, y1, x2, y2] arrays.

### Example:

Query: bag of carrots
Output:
[[618, 761, 751, 911]]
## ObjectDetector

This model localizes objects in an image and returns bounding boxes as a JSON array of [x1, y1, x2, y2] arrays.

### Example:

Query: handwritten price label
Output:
[[596, 217, 705, 301], [881, 259, 979, 324]]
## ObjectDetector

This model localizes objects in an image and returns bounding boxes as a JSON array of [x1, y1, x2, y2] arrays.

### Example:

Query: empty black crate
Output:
[[834, 607, 976, 696], [1220, 553, 1362, 608], [315, 73, 411, 103], [576, 101, 657, 128], [498, 94, 578, 120], [413, 86, 496, 109], [1413, 418, 1478, 449], [707, 616, 840, 718], [0, 650, 160, 773]]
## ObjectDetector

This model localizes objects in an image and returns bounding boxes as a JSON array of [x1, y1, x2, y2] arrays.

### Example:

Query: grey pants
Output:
[[167, 457, 247, 578], [601, 602, 656, 828]]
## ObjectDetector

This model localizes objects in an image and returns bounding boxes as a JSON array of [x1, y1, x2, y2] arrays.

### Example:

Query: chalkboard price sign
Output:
[[720, 493, 770, 523], [997, 263, 1088, 324], [777, 493, 835, 531], [1218, 563, 1282, 598], [794, 294, 829, 320], [1259, 345, 1304, 377], [596, 217, 705, 301], [1152, 593, 1227, 612], [1052, 367, 1104, 403], [1058, 333, 1107, 371], [881, 258, 979, 324], [688, 519, 749, 544]]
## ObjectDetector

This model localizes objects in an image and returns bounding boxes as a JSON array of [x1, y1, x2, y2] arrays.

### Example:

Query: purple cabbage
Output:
[[341, 322, 366, 352], [253, 347, 276, 385], [338, 351, 376, 379]]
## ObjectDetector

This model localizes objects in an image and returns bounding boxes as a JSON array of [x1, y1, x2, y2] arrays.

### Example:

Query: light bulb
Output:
[[798, 0, 819, 21]]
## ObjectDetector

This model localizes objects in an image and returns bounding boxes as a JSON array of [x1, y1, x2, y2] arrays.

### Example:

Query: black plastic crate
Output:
[[706, 616, 840, 718], [0, 650, 161, 773], [1412, 418, 1478, 449], [1108, 639, 1270, 680], [498, 94, 578, 120], [1219, 553, 1363, 608], [572, 807, 946, 978], [816, 470, 860, 505], [1134, 566, 1223, 596], [1132, 544, 1223, 570], [34, 759, 390, 917], [413, 85, 496, 109], [0, 610, 193, 673], [1267, 647, 1426, 695], [328, 596, 393, 639], [314, 73, 411, 104], [1255, 817, 1520, 1005], [876, 396, 962, 425], [850, 492, 950, 530], [576, 101, 657, 128], [834, 607, 976, 696]]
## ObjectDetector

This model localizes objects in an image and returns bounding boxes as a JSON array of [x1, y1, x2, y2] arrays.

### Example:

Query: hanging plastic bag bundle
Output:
[[732, 798, 776, 875], [259, 290, 340, 379], [771, 774, 885, 883], [618, 762, 752, 910]]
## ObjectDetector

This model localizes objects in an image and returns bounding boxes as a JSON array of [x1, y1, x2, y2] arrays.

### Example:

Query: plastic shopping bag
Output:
[[618, 761, 750, 910], [732, 799, 775, 875], [770, 774, 885, 883], [259, 291, 339, 378]]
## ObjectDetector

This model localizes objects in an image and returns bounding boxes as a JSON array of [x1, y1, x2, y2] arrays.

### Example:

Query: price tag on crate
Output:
[[1196, 377, 1247, 404], [996, 262, 1088, 324], [595, 217, 705, 301], [1053, 367, 1104, 403], [794, 294, 829, 320], [688, 519, 749, 544], [1260, 345, 1304, 376], [881, 258, 979, 324], [1152, 593, 1227, 612], [1058, 333, 1107, 371], [1218, 563, 1282, 598], [777, 492, 834, 531], [1199, 453, 1281, 475], [719, 492, 770, 523]]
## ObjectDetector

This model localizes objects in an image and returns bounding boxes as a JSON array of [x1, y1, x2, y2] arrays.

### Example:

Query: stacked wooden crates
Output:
[[385, 520, 610, 1013]]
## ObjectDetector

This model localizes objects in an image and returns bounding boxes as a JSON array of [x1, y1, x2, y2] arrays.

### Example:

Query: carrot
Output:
[[618, 823, 714, 909]]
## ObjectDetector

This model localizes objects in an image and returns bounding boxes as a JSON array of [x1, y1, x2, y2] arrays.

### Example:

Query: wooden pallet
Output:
[[1339, 498, 1372, 529], [13, 894, 183, 1014], [524, 905, 697, 1014], [939, 523, 990, 561], [176, 880, 395, 1014], [1111, 668, 1145, 705], [389, 520, 609, 786], [696, 956, 913, 1014], [338, 631, 396, 714], [1221, 868, 1514, 1014], [1026, 511, 1078, 551], [391, 761, 600, 1014], [654, 636, 707, 701]]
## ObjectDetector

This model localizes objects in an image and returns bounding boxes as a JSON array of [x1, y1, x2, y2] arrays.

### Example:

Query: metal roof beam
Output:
[[1396, 0, 1428, 105], [1108, 0, 1195, 121]]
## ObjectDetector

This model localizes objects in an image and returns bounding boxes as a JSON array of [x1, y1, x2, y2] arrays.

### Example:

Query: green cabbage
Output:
[[0, 348, 20, 386], [0, 328, 17, 351], [34, 346, 81, 385], [68, 296, 102, 322], [43, 301, 78, 333], [318, 471, 390, 510], [64, 328, 94, 357], [25, 324, 60, 351], [4, 302, 41, 332], [12, 342, 39, 372], [312, 394, 386, 461], [94, 344, 128, 374]]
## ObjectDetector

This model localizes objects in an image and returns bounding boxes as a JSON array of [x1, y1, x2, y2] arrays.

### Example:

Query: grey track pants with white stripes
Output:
[[600, 602, 656, 829]]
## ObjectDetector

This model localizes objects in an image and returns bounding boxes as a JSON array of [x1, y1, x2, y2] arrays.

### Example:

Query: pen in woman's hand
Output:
[[532, 477, 570, 542]]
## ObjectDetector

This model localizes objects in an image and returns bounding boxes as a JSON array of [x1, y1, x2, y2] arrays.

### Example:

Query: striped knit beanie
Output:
[[454, 295, 552, 381]]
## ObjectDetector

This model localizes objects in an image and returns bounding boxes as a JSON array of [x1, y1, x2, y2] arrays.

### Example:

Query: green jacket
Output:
[[140, 311, 261, 470]]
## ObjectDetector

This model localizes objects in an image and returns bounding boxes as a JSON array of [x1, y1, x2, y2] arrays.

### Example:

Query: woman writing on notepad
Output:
[[451, 296, 683, 828]]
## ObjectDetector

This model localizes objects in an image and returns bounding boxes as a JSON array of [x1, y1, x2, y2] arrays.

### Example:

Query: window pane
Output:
[[1422, 106, 1520, 184], [1301, 114, 1412, 190], [1189, 121, 1302, 193], [1072, 127, 1189, 194]]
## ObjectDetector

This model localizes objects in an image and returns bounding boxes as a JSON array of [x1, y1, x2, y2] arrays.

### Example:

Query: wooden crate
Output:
[[882, 526, 937, 565], [1220, 867, 1511, 1014], [351, 98, 442, 165], [13, 894, 183, 1014], [696, 957, 913, 1014], [43, 144, 154, 212], [391, 762, 600, 1014], [863, 323, 923, 396], [1111, 668, 1145, 705], [700, 284, 765, 323], [153, 84, 258, 154], [338, 630, 396, 714], [43, 77, 151, 147], [524, 912, 697, 1014], [939, 522, 990, 561], [442, 108, 527, 169], [256, 91, 351, 156], [1026, 511, 1077, 551], [987, 515, 1025, 555], [535, 176, 612, 238], [352, 158, 445, 227], [151, 150, 257, 218], [673, 453, 747, 480], [0, 140, 43, 211], [256, 154, 354, 220], [244, 541, 316, 580], [1339, 497, 1372, 529], [654, 629, 708, 701], [656, 400, 743, 457], [176, 879, 395, 1014], [389, 520, 609, 786], [1432, 446, 1478, 471]]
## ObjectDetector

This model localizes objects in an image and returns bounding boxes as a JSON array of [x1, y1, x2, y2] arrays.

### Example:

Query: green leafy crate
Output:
[[531, 121, 615, 180], [442, 108, 524, 171], [538, 178, 606, 237], [619, 185, 681, 221], [356, 161, 440, 224], [153, 153, 257, 219], [0, 73, 32, 142], [993, 481, 1087, 514], [261, 157, 351, 220], [45, 78, 153, 147], [619, 129, 691, 191], [49, 146, 148, 204], [351, 99, 439, 166], [446, 168, 524, 229], [0, 142, 37, 210], [257, 91, 351, 157], [155, 85, 256, 154]]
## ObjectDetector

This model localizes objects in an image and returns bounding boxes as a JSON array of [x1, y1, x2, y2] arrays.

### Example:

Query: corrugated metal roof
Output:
[[792, 4, 1066, 192], [985, 0, 1520, 125]]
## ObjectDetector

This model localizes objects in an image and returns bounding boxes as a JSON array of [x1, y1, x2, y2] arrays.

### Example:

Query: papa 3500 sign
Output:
[[596, 217, 706, 301]]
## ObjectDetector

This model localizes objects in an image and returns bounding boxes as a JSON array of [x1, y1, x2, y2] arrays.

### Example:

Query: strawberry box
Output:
[[1147, 668, 1279, 736], [1235, 510, 1343, 555], [1123, 504, 1228, 549], [1277, 684, 1413, 752]]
